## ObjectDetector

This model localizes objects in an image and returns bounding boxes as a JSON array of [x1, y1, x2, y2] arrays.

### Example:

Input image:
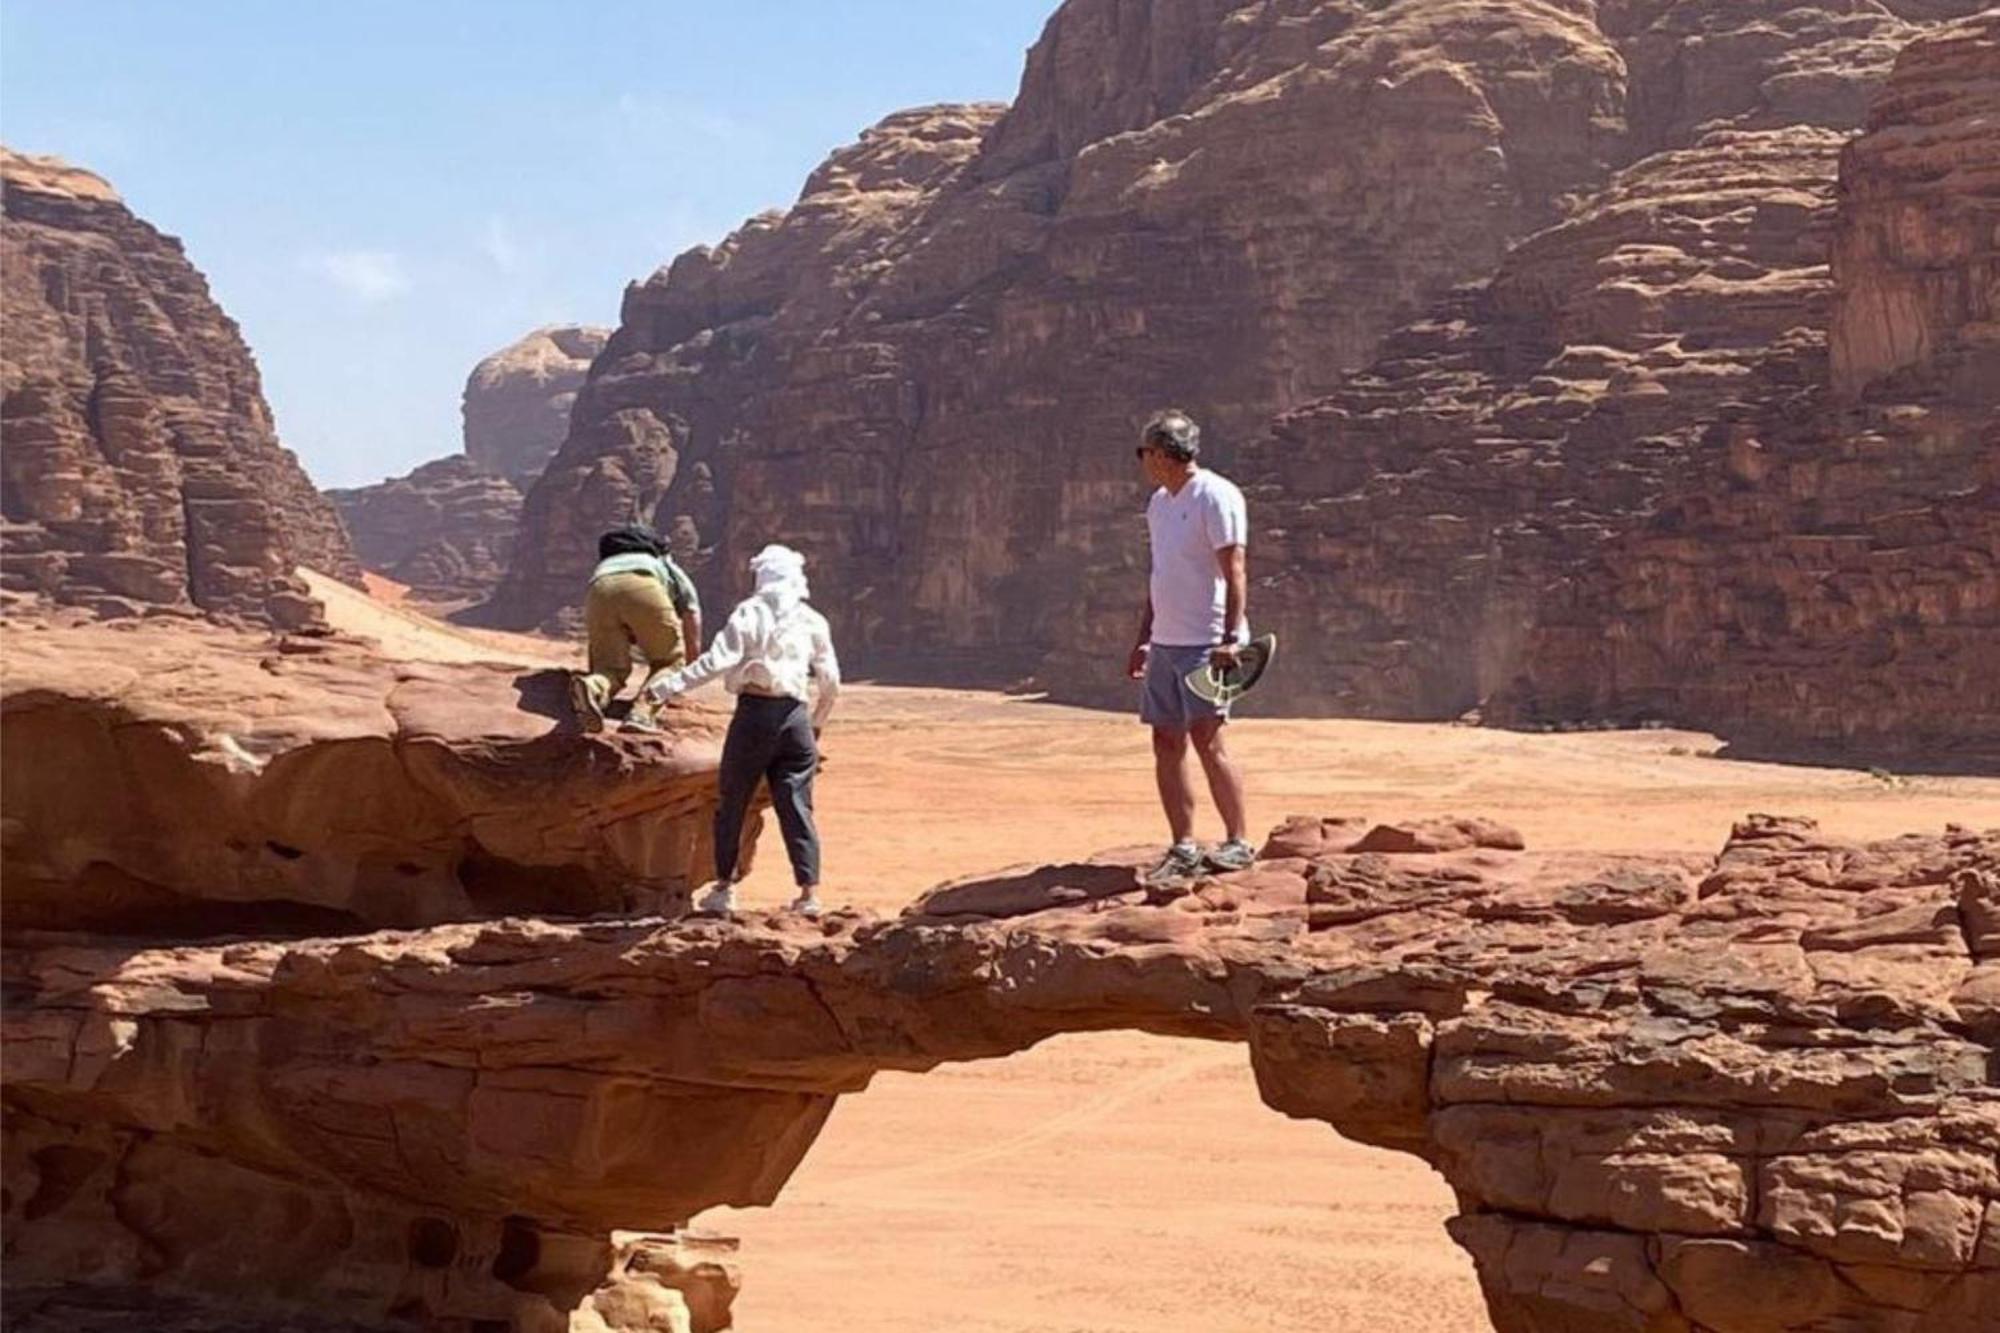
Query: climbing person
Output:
[[645, 543, 839, 917], [568, 522, 702, 735], [1125, 408, 1255, 885]]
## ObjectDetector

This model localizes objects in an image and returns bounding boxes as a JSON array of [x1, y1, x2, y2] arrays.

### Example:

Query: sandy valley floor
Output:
[[312, 576, 2000, 1332], [704, 687, 2000, 1333]]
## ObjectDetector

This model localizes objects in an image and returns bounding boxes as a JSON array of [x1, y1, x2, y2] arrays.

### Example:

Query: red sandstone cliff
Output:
[[328, 325, 607, 605], [326, 457, 524, 606], [482, 0, 1994, 765], [486, 0, 1632, 645], [1238, 10, 1998, 766], [463, 323, 610, 484], [0, 148, 360, 627], [6, 617, 1997, 1329]]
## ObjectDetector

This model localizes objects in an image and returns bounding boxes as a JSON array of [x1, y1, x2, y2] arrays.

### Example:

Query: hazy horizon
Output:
[[2, 1, 1052, 488]]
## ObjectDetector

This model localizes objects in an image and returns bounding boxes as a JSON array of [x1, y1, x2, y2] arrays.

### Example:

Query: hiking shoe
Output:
[[1205, 838, 1256, 873], [1143, 840, 1205, 886], [568, 674, 605, 734], [696, 883, 737, 915], [788, 891, 824, 918], [621, 712, 663, 734]]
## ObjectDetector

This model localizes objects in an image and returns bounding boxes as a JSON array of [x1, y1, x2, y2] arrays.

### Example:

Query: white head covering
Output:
[[749, 543, 810, 615]]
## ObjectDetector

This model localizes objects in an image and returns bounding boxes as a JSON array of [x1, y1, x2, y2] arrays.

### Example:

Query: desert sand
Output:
[[311, 575, 2000, 1332]]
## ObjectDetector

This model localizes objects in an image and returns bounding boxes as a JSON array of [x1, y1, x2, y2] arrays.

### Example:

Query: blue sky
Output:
[[3, 1, 1053, 487]]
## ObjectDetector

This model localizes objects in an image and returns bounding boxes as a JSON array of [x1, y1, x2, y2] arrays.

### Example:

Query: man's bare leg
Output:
[[1190, 717, 1247, 843], [1152, 726, 1197, 844]]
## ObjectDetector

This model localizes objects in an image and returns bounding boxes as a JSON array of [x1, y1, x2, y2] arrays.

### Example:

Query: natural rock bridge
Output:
[[3, 623, 1996, 1331]]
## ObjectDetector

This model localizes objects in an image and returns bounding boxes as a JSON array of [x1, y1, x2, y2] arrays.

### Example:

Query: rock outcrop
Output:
[[464, 325, 611, 485], [0, 617, 735, 935], [0, 148, 361, 628], [1830, 9, 1999, 400], [329, 326, 607, 605], [485, 0, 1631, 647], [1235, 9, 1999, 767], [6, 812, 1995, 1330], [479, 0, 1994, 764], [326, 457, 523, 605]]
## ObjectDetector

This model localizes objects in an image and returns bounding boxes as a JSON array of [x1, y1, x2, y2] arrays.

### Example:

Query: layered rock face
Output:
[[6, 812, 1995, 1331], [0, 148, 360, 628], [326, 456, 523, 604], [486, 0, 1631, 647], [1830, 10, 1999, 399], [485, 0, 1992, 764], [329, 326, 608, 604], [0, 618, 735, 935], [464, 325, 611, 485], [1236, 9, 1999, 766]]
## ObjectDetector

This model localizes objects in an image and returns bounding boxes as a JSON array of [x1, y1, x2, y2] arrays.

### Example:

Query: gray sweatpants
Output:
[[715, 693, 821, 888]]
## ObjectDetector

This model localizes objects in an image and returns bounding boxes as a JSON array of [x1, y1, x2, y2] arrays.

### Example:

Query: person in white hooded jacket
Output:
[[646, 544, 840, 916]]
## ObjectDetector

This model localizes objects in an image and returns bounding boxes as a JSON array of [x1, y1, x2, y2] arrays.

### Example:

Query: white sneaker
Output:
[[696, 883, 737, 915], [788, 891, 824, 918], [1204, 838, 1257, 872], [1143, 840, 1204, 886]]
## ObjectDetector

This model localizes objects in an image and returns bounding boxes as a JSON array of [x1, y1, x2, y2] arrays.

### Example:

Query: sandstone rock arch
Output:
[[6, 786, 1995, 1330]]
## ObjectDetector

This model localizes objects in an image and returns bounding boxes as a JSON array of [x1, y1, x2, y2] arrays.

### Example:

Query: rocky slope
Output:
[[485, 0, 1633, 643], [0, 148, 360, 628], [326, 456, 523, 604], [1235, 9, 1998, 767], [482, 0, 1994, 764], [464, 324, 611, 484], [0, 617, 737, 934], [5, 809, 1995, 1331], [328, 325, 608, 605]]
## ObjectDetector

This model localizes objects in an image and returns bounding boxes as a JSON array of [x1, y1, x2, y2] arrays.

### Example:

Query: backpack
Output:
[[597, 523, 664, 560]]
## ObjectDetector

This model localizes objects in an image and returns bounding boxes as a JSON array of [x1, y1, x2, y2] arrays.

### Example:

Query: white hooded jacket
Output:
[[646, 545, 840, 728]]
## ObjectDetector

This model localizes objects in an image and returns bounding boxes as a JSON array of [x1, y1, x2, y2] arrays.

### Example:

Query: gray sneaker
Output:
[[1205, 838, 1256, 872], [621, 712, 663, 734], [696, 883, 737, 915], [1144, 840, 1205, 886], [568, 674, 605, 734]]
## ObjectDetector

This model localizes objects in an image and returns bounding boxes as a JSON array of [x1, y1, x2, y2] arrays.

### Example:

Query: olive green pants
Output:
[[578, 571, 685, 709]]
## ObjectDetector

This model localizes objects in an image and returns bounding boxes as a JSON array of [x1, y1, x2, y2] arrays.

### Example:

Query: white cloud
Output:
[[304, 248, 410, 303], [480, 216, 523, 273]]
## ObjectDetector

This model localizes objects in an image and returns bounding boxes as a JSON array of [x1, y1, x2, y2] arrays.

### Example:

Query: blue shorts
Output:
[[1140, 643, 1230, 731]]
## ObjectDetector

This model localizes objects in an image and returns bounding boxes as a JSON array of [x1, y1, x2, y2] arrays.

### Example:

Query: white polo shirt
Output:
[[1146, 467, 1248, 647]]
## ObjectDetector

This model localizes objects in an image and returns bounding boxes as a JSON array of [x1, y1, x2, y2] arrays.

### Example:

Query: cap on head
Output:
[[1140, 409, 1201, 461]]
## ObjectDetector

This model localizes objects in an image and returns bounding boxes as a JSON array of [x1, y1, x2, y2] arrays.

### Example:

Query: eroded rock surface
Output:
[[1238, 11, 1999, 766], [0, 617, 734, 934], [0, 148, 360, 628], [479, 1, 1995, 764], [486, 0, 1631, 649], [5, 813, 1995, 1331], [326, 457, 523, 605], [329, 326, 608, 606], [464, 325, 611, 486]]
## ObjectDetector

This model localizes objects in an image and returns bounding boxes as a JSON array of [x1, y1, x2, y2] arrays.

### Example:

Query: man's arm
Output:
[[1127, 596, 1154, 679], [1213, 544, 1247, 666], [809, 620, 841, 732], [648, 600, 751, 700], [663, 561, 703, 658]]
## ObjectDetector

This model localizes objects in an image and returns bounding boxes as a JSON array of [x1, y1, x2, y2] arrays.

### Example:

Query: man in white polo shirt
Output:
[[1125, 408, 1253, 885]]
